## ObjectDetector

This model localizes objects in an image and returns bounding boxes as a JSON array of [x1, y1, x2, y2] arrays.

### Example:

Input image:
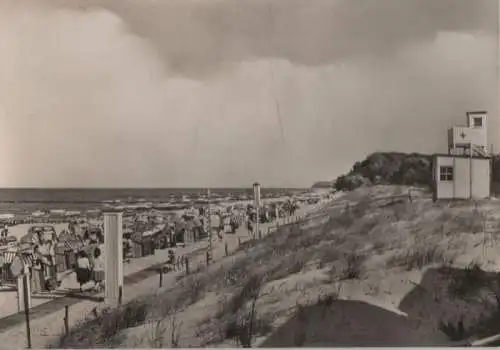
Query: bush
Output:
[[439, 318, 467, 341], [334, 152, 433, 192], [101, 300, 149, 340], [59, 300, 149, 348], [218, 274, 265, 347], [328, 251, 365, 281], [340, 251, 365, 280], [448, 262, 486, 299], [387, 245, 449, 271]]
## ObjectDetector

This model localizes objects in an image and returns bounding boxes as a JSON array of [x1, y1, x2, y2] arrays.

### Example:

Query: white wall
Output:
[[435, 156, 490, 200], [471, 158, 491, 198], [449, 126, 487, 149], [104, 212, 123, 307]]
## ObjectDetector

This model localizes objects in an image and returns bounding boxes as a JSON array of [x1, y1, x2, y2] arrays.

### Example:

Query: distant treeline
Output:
[[311, 181, 334, 189], [332, 152, 500, 193]]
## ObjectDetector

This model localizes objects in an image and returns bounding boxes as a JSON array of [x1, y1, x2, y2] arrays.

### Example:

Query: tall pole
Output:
[[253, 183, 261, 240], [23, 274, 31, 349], [470, 141, 473, 200], [207, 189, 212, 255]]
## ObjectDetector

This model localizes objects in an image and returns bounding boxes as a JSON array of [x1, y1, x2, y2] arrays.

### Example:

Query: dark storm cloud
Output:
[[93, 0, 498, 77], [0, 0, 497, 187]]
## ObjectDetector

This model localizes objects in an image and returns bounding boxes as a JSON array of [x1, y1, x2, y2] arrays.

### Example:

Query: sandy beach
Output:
[[0, 197, 327, 349]]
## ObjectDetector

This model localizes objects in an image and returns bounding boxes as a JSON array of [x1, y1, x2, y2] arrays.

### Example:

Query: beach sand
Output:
[[0, 198, 326, 348]]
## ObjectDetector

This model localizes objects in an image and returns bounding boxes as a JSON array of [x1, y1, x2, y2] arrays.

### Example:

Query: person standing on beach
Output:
[[31, 246, 46, 293], [92, 248, 105, 291], [75, 251, 92, 292], [247, 219, 253, 237]]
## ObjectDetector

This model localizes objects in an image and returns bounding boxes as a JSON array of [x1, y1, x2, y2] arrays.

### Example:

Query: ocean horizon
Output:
[[0, 187, 308, 216]]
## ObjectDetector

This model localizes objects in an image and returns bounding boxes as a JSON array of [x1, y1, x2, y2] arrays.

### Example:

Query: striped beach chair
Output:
[[3, 250, 17, 264], [19, 252, 34, 268]]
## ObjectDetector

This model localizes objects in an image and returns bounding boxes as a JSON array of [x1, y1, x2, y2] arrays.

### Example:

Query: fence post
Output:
[[258, 230, 262, 239], [64, 305, 69, 336], [185, 258, 190, 275], [23, 274, 31, 349], [118, 286, 123, 306], [225, 242, 228, 256], [159, 268, 163, 288], [206, 251, 210, 266]]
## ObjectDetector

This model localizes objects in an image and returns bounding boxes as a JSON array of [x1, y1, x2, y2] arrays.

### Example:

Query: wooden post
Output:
[[118, 286, 123, 306], [185, 258, 190, 275], [64, 305, 69, 336], [258, 229, 262, 239], [159, 269, 163, 288], [225, 242, 228, 256], [23, 274, 31, 349], [206, 251, 210, 266]]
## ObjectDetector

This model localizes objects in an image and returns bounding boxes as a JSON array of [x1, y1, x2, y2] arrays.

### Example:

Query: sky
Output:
[[0, 0, 498, 188]]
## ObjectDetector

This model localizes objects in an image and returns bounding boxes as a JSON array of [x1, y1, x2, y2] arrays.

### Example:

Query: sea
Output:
[[0, 188, 306, 217]]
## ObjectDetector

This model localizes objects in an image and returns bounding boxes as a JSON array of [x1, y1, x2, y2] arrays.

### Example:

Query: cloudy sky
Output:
[[0, 0, 497, 188]]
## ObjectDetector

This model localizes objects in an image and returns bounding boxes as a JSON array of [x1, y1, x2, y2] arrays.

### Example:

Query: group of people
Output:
[[75, 247, 105, 292], [244, 201, 299, 236]]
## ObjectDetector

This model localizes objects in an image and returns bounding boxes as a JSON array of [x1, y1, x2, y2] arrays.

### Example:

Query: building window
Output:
[[473, 117, 483, 128], [439, 166, 453, 181]]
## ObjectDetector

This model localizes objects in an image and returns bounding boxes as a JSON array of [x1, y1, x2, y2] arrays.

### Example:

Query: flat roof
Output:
[[466, 111, 487, 115], [433, 153, 491, 160]]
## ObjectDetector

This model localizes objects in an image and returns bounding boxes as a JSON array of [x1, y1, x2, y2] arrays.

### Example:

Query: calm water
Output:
[[0, 188, 306, 216], [0, 188, 304, 203]]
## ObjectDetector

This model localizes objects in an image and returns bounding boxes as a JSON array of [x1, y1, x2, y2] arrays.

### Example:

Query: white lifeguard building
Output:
[[433, 111, 492, 200]]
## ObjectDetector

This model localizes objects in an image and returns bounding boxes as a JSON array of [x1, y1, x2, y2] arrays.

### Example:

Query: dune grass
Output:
[[56, 185, 500, 348]]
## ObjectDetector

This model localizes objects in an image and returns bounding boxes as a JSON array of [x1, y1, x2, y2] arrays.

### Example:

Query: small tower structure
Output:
[[433, 111, 491, 201], [448, 111, 488, 156]]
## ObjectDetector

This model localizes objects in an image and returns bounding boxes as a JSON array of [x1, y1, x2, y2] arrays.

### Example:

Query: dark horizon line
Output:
[[0, 186, 309, 190]]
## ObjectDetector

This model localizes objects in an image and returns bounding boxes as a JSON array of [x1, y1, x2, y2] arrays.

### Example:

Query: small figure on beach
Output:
[[31, 245, 46, 293], [167, 249, 175, 265], [75, 251, 92, 292], [247, 220, 253, 236], [176, 255, 182, 271], [92, 248, 105, 291]]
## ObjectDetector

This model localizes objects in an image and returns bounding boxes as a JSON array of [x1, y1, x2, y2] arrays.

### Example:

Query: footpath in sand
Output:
[[0, 201, 326, 349]]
